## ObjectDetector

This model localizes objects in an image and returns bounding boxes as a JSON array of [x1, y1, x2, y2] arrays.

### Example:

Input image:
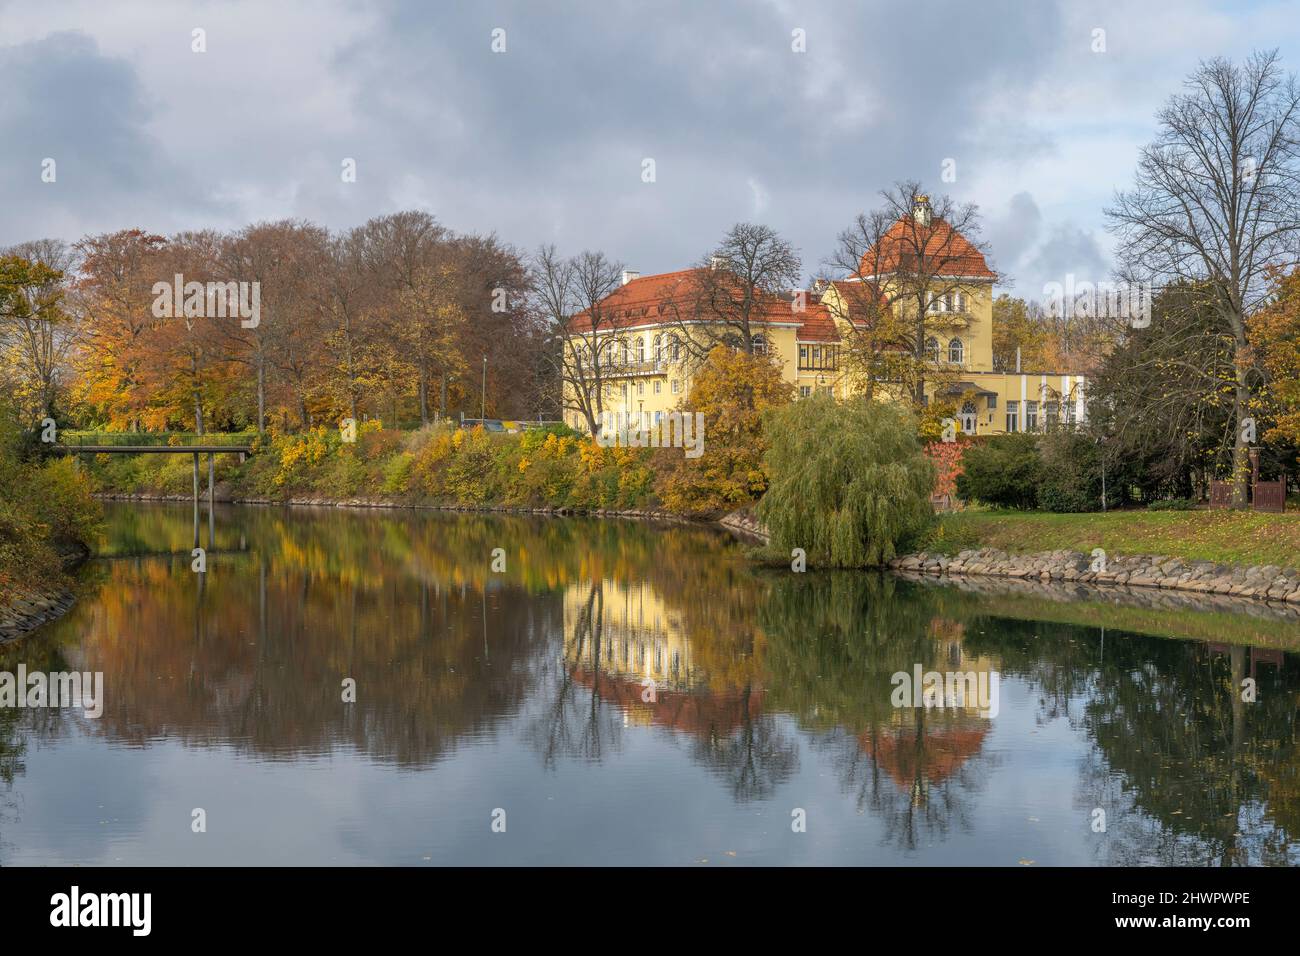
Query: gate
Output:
[[1253, 479, 1286, 513], [1208, 480, 1233, 509]]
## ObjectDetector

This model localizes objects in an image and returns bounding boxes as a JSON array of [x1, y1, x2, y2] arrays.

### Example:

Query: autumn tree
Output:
[[0, 243, 76, 421], [1107, 50, 1300, 505], [656, 345, 794, 514], [71, 229, 169, 430], [1249, 266, 1300, 452]]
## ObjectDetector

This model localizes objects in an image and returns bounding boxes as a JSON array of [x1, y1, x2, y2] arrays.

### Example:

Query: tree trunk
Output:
[[257, 357, 266, 434], [419, 368, 429, 426], [1232, 331, 1250, 508]]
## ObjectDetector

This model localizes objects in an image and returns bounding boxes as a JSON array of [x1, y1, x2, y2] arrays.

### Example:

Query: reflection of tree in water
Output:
[[536, 575, 799, 802], [964, 616, 1300, 865], [0, 638, 76, 863], [761, 572, 994, 847], [686, 693, 798, 802], [524, 581, 623, 766], [49, 507, 567, 768]]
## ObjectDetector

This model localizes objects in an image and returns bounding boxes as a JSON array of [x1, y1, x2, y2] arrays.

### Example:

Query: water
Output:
[[1, 502, 1297, 866]]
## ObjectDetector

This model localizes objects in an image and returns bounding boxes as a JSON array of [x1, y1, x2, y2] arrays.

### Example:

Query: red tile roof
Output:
[[568, 267, 833, 342], [794, 301, 839, 342], [859, 216, 996, 280]]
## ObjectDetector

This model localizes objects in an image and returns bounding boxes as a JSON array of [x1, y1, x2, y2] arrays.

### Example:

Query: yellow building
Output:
[[564, 197, 1087, 435]]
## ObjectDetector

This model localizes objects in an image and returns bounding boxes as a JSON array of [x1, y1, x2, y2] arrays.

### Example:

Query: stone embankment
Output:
[[0, 586, 77, 642], [889, 548, 1300, 604], [0, 540, 87, 643]]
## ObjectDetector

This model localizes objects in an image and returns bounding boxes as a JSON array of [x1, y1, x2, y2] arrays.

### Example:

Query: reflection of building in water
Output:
[[563, 580, 696, 691], [562, 580, 766, 733], [864, 621, 997, 799]]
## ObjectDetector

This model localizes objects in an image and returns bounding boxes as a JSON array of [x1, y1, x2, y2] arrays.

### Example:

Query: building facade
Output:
[[564, 200, 1087, 436]]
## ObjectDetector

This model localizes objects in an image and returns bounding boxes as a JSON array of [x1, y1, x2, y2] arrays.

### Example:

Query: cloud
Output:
[[0, 0, 1297, 290]]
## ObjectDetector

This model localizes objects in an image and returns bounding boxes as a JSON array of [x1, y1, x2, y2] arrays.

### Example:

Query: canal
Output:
[[1, 502, 1297, 865]]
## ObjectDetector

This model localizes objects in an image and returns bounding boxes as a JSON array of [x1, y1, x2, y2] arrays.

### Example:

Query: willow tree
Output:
[[759, 396, 934, 567]]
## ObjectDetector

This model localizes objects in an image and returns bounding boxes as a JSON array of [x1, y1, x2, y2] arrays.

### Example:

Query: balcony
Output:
[[585, 358, 669, 377]]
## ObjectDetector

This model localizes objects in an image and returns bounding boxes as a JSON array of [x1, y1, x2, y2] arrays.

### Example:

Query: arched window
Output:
[[653, 334, 663, 363], [948, 337, 964, 364], [634, 336, 645, 364], [925, 336, 940, 362], [670, 335, 680, 361], [751, 333, 767, 355]]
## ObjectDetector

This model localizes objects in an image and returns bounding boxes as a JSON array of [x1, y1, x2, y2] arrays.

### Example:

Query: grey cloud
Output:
[[0, 30, 221, 245]]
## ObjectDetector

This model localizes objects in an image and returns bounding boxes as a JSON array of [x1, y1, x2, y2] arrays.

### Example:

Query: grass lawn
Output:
[[921, 508, 1300, 568]]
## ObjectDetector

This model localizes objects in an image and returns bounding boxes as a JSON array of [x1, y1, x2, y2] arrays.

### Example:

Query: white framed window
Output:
[[1006, 400, 1019, 433], [1025, 400, 1039, 431], [637, 381, 644, 395], [634, 336, 645, 364], [654, 380, 661, 394], [960, 400, 977, 434], [799, 385, 812, 398], [925, 337, 940, 362], [948, 338, 964, 364], [751, 333, 767, 355], [671, 380, 680, 394], [620, 383, 628, 396]]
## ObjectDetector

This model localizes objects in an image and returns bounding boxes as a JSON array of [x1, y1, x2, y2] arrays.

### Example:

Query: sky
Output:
[[2, 0, 1298, 302]]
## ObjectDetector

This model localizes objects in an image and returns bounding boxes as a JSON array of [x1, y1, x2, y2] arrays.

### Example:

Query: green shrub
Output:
[[758, 396, 935, 567], [381, 452, 415, 495], [1147, 497, 1198, 511], [955, 434, 1040, 509], [0, 401, 101, 593], [1037, 431, 1103, 513]]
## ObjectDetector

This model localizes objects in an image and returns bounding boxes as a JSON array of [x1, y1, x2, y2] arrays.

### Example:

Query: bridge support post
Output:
[[208, 453, 215, 549], [192, 453, 200, 550]]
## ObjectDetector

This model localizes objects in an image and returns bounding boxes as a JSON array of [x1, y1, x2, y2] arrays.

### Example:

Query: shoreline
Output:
[[0, 541, 88, 644], [888, 547, 1300, 606], [92, 490, 708, 526]]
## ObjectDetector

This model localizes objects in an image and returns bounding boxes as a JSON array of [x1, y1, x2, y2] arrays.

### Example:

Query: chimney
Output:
[[912, 194, 932, 227], [621, 270, 640, 286]]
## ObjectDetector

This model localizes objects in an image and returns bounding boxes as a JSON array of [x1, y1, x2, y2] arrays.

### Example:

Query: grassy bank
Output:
[[84, 423, 675, 514], [922, 509, 1300, 567]]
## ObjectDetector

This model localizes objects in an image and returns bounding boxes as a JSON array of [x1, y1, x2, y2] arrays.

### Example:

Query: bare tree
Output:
[[1107, 50, 1300, 506], [532, 246, 623, 435], [667, 223, 801, 359], [825, 182, 995, 406]]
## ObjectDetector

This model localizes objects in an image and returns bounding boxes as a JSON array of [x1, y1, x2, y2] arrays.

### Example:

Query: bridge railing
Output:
[[59, 431, 257, 448]]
